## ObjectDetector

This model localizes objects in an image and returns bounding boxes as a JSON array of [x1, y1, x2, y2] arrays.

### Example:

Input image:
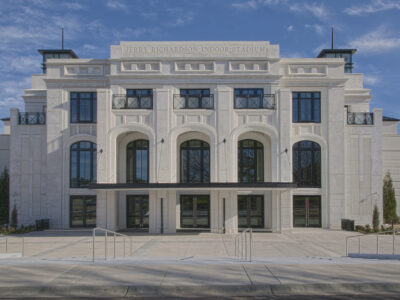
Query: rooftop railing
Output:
[[234, 94, 275, 109], [19, 112, 46, 125], [173, 94, 214, 109], [347, 112, 374, 125]]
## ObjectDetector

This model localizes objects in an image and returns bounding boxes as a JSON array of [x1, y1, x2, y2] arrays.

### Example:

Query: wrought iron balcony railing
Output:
[[19, 112, 46, 125], [112, 94, 153, 109], [234, 94, 275, 109], [173, 94, 214, 109], [347, 112, 374, 125]]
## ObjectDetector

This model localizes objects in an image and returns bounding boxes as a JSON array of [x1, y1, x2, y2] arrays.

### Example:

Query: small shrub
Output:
[[355, 225, 365, 233], [365, 224, 372, 233]]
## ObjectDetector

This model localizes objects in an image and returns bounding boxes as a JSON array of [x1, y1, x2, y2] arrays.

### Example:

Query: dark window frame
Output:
[[126, 195, 149, 229], [292, 140, 321, 187], [178, 89, 213, 109], [180, 140, 210, 183], [180, 194, 210, 229], [238, 195, 264, 228], [70, 92, 97, 123], [70, 195, 96, 228], [70, 141, 97, 188], [238, 139, 264, 183], [292, 92, 321, 123], [126, 140, 149, 184], [293, 195, 321, 228], [126, 89, 153, 109], [234, 88, 264, 109]]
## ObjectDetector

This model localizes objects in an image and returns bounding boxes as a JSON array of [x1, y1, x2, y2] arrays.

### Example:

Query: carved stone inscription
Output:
[[121, 45, 269, 58]]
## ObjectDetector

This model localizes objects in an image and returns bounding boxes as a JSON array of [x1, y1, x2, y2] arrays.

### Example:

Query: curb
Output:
[[0, 283, 399, 298]]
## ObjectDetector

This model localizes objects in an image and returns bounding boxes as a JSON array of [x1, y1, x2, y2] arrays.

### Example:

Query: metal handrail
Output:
[[0, 235, 25, 256], [345, 228, 399, 256], [92, 227, 133, 262], [234, 228, 252, 262]]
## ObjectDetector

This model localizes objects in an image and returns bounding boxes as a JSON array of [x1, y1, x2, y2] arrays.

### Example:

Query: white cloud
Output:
[[0, 77, 31, 111], [105, 0, 127, 10], [287, 25, 294, 32], [348, 26, 400, 54], [168, 12, 195, 27], [112, 27, 160, 40], [313, 42, 330, 55], [62, 2, 86, 10], [305, 24, 324, 35], [364, 75, 380, 85], [289, 2, 328, 20], [345, 0, 400, 16], [232, 0, 286, 10]]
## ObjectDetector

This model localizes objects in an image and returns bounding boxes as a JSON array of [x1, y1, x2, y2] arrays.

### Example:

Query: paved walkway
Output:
[[0, 229, 399, 298]]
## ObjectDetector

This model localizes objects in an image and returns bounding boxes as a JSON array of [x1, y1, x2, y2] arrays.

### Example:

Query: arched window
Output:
[[293, 141, 321, 187], [238, 139, 264, 182], [180, 140, 210, 183], [127, 140, 149, 184], [70, 141, 97, 187]]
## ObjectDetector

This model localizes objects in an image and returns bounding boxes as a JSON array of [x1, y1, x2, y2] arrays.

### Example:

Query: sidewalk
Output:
[[0, 256, 400, 298], [1, 229, 400, 298]]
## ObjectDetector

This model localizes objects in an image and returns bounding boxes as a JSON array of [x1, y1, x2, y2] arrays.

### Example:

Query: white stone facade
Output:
[[7, 41, 397, 232]]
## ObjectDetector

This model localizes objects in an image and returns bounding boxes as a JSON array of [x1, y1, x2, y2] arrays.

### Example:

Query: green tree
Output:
[[383, 171, 399, 224], [10, 204, 17, 228], [372, 205, 379, 232], [0, 168, 9, 224]]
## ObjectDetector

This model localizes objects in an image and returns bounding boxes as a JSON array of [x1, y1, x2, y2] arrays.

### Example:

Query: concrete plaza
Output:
[[0, 229, 400, 298]]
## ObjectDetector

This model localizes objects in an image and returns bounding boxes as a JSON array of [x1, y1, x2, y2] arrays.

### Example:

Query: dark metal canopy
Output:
[[37, 49, 78, 58], [383, 116, 400, 122], [89, 182, 297, 191], [317, 49, 357, 58]]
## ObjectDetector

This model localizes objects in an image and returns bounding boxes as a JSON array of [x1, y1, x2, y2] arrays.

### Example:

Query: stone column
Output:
[[164, 190, 177, 233], [149, 190, 160, 233], [225, 190, 238, 234], [327, 88, 345, 229], [210, 190, 222, 233], [96, 190, 118, 231]]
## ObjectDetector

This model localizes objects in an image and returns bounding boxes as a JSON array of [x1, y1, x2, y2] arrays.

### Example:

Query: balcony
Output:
[[112, 94, 153, 109], [173, 94, 214, 109], [19, 112, 46, 125], [347, 112, 374, 125], [234, 94, 275, 109]]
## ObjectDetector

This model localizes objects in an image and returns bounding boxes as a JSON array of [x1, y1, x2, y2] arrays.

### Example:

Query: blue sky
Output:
[[1, 0, 400, 131]]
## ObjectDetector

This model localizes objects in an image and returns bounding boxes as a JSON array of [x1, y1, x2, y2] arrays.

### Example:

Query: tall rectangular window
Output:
[[70, 92, 97, 123], [292, 92, 321, 123]]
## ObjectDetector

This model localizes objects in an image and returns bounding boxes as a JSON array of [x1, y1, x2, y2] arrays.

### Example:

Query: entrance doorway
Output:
[[180, 195, 210, 228], [127, 195, 149, 229], [70, 196, 96, 228], [238, 195, 264, 228], [293, 195, 321, 227]]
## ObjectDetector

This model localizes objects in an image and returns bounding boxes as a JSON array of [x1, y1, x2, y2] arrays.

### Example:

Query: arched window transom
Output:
[[293, 140, 321, 187], [127, 140, 149, 184], [180, 140, 210, 183], [238, 139, 264, 182], [70, 141, 97, 188]]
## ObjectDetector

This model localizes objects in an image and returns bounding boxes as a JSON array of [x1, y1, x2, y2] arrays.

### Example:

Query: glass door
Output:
[[70, 196, 96, 227], [238, 195, 264, 228], [293, 195, 321, 227], [127, 195, 149, 229], [180, 195, 210, 228]]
